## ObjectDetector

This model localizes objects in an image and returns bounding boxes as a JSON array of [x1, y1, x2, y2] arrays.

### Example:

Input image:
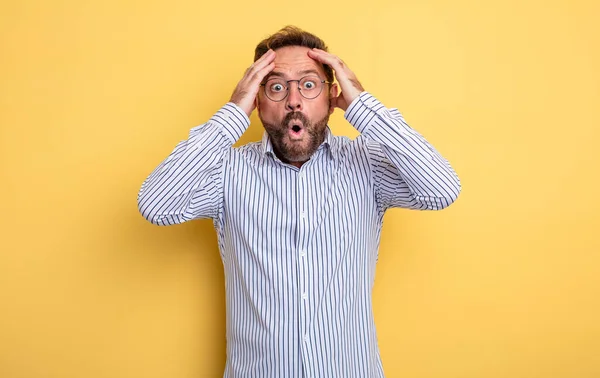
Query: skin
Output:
[[230, 46, 364, 167]]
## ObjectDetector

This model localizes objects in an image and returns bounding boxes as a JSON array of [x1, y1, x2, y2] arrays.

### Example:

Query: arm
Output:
[[307, 48, 461, 211], [137, 48, 276, 225], [346, 92, 461, 210], [137, 105, 248, 225]]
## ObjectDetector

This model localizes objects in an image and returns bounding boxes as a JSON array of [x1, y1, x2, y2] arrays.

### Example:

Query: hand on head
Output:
[[230, 48, 364, 117], [307, 48, 364, 111], [229, 49, 276, 117]]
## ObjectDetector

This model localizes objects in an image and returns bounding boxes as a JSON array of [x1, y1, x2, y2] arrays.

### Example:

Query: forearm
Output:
[[346, 92, 461, 209], [137, 103, 249, 224]]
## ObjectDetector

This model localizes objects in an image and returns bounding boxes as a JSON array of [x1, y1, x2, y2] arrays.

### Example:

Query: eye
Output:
[[302, 80, 317, 90], [270, 83, 285, 92]]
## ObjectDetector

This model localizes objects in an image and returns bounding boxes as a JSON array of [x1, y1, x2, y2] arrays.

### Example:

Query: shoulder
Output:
[[330, 133, 381, 157], [226, 140, 265, 167], [233, 140, 262, 153]]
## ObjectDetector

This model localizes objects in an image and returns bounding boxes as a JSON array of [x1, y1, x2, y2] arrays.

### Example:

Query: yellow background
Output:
[[1, 0, 599, 377]]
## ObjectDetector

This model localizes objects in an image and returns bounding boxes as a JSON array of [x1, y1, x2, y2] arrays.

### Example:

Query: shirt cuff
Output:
[[209, 102, 251, 143], [344, 92, 387, 134]]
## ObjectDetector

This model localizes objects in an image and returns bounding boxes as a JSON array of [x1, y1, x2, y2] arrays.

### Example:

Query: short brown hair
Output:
[[254, 26, 334, 83]]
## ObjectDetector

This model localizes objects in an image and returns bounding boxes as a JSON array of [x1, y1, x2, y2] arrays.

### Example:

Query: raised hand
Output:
[[230, 49, 276, 117], [307, 48, 364, 111]]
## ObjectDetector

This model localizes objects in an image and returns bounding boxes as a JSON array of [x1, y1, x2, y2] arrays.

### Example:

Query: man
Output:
[[138, 26, 461, 378]]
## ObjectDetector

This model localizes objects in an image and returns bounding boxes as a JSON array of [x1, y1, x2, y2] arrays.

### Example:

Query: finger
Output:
[[248, 49, 276, 75], [246, 59, 275, 85], [249, 61, 275, 86], [233, 59, 274, 100], [308, 49, 362, 98], [307, 49, 346, 74], [307, 49, 353, 91]]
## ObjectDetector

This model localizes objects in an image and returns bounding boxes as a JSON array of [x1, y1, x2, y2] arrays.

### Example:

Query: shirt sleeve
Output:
[[345, 92, 461, 211], [137, 102, 249, 225]]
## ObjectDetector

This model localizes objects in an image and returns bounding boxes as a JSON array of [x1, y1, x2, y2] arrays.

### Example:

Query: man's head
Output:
[[254, 26, 338, 165]]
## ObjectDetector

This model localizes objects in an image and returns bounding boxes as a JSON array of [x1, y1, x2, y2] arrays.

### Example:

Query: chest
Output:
[[221, 153, 379, 247]]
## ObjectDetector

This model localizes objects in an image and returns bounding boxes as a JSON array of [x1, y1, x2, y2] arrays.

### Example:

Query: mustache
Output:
[[283, 111, 309, 125]]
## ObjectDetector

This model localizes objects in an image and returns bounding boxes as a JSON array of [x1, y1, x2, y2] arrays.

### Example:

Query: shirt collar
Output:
[[261, 126, 336, 160]]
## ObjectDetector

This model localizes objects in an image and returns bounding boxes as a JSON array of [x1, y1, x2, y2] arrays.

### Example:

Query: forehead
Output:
[[271, 46, 325, 78]]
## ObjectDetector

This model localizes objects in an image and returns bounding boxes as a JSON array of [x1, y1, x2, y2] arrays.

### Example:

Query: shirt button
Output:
[[304, 335, 308, 342], [302, 293, 308, 299], [300, 250, 306, 257]]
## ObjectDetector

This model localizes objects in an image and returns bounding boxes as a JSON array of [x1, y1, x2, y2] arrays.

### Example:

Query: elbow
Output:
[[137, 192, 190, 226], [138, 206, 159, 226], [436, 179, 462, 210], [138, 204, 170, 226], [416, 179, 461, 211], [137, 191, 167, 226]]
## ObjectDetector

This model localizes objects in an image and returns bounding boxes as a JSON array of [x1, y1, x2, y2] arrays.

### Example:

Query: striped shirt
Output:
[[137, 92, 461, 377]]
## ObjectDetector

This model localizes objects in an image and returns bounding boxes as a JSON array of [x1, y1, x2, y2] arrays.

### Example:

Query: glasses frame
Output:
[[260, 75, 332, 102]]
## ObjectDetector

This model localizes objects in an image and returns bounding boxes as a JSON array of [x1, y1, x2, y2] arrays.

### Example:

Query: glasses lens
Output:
[[298, 76, 323, 99], [265, 78, 287, 101], [263, 76, 325, 101]]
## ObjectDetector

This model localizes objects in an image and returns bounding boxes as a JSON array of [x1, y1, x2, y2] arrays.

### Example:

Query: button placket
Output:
[[297, 168, 311, 363]]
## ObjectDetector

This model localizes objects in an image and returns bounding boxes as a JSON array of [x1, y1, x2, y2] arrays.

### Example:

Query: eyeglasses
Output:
[[260, 75, 331, 102]]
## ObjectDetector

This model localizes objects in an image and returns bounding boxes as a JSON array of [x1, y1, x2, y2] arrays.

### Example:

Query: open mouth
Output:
[[288, 121, 305, 139]]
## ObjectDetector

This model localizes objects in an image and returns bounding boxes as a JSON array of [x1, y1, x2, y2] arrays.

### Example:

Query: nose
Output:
[[285, 83, 303, 111]]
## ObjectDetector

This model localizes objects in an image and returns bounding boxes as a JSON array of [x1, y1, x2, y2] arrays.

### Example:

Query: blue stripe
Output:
[[137, 92, 461, 377]]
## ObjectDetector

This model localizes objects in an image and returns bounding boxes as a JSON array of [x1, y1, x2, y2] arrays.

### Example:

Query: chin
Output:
[[280, 146, 315, 163]]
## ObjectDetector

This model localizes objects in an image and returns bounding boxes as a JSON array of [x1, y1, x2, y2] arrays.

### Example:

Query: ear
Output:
[[328, 83, 338, 114]]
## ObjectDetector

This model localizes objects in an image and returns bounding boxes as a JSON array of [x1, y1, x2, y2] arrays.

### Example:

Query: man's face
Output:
[[257, 46, 337, 164]]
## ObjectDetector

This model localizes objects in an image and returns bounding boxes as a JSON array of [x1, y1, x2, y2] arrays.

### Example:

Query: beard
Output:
[[261, 111, 330, 163]]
